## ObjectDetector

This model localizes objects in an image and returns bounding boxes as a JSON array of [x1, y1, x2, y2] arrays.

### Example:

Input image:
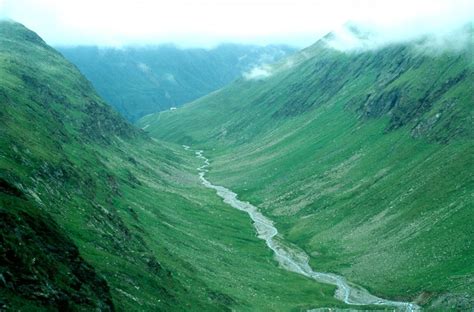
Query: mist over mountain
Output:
[[0, 2, 473, 310], [323, 21, 473, 53], [2, 0, 473, 48], [141, 24, 473, 310], [58, 44, 294, 121], [0, 20, 342, 311]]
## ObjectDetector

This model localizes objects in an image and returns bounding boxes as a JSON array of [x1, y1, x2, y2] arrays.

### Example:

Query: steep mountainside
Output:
[[141, 27, 474, 310], [0, 21, 360, 311], [58, 44, 294, 121]]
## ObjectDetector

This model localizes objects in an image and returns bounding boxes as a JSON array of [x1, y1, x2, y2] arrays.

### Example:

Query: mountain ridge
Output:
[[141, 26, 474, 310], [1, 20, 361, 311], [58, 43, 295, 121]]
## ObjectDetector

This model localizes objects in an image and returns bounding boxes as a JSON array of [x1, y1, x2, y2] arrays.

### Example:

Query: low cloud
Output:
[[324, 16, 473, 53], [163, 73, 177, 84], [243, 65, 273, 80], [1, 0, 472, 50], [137, 62, 150, 73]]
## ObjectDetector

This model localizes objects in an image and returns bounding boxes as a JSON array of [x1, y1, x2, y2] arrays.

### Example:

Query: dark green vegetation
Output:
[[58, 44, 294, 121], [1, 179, 114, 311], [142, 28, 474, 310], [0, 21, 357, 311]]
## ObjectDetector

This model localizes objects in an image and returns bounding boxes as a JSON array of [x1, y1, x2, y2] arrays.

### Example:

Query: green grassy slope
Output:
[[142, 30, 474, 310], [0, 21, 350, 311], [1, 179, 114, 311], [58, 44, 294, 121]]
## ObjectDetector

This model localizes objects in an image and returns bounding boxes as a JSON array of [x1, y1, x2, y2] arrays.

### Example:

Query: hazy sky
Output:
[[0, 0, 472, 47]]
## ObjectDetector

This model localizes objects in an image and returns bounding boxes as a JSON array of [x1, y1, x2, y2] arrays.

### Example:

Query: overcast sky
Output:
[[0, 0, 472, 47]]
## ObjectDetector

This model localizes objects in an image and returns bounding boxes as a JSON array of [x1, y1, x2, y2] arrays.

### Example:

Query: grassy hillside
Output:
[[58, 44, 294, 121], [142, 29, 474, 310], [0, 20, 357, 311]]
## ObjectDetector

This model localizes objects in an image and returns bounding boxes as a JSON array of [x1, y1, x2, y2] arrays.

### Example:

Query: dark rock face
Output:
[[0, 179, 115, 311]]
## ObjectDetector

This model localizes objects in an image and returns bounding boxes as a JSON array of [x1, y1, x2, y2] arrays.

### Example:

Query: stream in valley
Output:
[[187, 146, 419, 311]]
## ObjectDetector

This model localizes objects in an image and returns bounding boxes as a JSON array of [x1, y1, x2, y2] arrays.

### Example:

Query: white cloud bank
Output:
[[0, 0, 472, 48], [243, 66, 273, 80], [325, 21, 472, 52]]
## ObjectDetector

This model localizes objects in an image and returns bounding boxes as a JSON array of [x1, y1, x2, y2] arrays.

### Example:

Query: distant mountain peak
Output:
[[0, 20, 48, 47], [0, 19, 138, 143], [320, 22, 376, 51]]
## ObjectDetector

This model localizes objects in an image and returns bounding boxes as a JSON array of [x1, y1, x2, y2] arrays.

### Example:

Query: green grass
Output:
[[143, 30, 474, 310], [96, 140, 349, 311], [1, 21, 357, 311]]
